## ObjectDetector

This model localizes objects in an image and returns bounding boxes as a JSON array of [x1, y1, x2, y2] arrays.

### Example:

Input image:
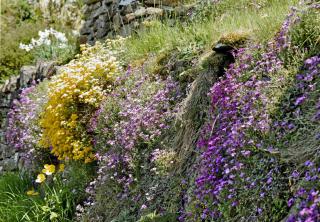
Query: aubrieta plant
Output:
[[81, 66, 180, 220], [184, 5, 319, 221], [6, 81, 49, 169]]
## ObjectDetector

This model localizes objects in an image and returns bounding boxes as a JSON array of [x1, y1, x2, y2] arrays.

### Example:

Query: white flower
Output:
[[54, 32, 68, 43], [59, 43, 67, 48], [19, 43, 33, 51], [44, 39, 51, 46]]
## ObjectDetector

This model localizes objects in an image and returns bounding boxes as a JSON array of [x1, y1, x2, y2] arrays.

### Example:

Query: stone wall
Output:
[[0, 61, 57, 173], [80, 0, 194, 44]]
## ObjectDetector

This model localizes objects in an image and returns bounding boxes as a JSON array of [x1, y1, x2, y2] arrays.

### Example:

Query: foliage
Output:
[[2, 1, 320, 222], [0, 21, 45, 83], [0, 0, 78, 83]]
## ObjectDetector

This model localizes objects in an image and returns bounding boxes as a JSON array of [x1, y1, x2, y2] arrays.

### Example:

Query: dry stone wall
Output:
[[0, 61, 57, 173], [80, 0, 194, 44]]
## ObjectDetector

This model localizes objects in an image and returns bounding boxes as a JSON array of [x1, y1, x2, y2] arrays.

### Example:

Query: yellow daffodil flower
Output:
[[35, 173, 46, 183], [26, 189, 39, 196], [42, 164, 56, 175]]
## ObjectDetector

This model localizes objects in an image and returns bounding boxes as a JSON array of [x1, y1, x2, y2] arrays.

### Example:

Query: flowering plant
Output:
[[6, 80, 49, 169], [39, 42, 120, 162], [81, 65, 180, 219], [19, 28, 76, 63]]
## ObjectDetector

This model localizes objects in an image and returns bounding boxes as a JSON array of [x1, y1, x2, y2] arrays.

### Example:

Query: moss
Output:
[[138, 212, 178, 222], [214, 31, 250, 49]]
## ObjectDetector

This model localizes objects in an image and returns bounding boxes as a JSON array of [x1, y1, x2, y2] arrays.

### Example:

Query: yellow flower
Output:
[[35, 173, 46, 183], [26, 189, 39, 196], [42, 164, 56, 175], [39, 42, 119, 162], [58, 163, 65, 172]]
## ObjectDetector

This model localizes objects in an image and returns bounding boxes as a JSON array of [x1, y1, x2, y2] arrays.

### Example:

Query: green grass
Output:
[[0, 173, 43, 222], [123, 0, 299, 62], [0, 161, 95, 222]]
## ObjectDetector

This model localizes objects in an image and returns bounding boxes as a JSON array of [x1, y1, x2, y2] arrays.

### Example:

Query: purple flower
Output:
[[288, 198, 295, 207], [294, 95, 307, 106]]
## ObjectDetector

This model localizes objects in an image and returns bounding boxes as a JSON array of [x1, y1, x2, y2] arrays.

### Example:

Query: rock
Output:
[[2, 153, 19, 171], [95, 14, 112, 30], [19, 66, 36, 88], [85, 0, 102, 5], [146, 7, 163, 16], [80, 20, 93, 35], [95, 27, 109, 38], [144, 0, 179, 7], [93, 5, 110, 19], [0, 60, 58, 174], [103, 0, 114, 5], [119, 0, 136, 6], [212, 43, 234, 53], [134, 7, 147, 17], [122, 3, 134, 15], [113, 13, 122, 31], [124, 13, 136, 23], [120, 24, 132, 36], [35, 61, 57, 81]]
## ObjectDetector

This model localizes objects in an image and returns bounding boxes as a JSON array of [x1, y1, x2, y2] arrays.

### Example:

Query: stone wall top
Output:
[[80, 0, 194, 44]]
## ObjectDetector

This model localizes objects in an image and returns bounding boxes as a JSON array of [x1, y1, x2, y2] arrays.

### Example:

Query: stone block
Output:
[[144, 0, 179, 7], [123, 13, 135, 23], [146, 7, 163, 16], [85, 0, 102, 5], [19, 65, 36, 88]]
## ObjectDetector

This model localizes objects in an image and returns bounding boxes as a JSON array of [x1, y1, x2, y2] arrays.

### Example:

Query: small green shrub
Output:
[[0, 21, 45, 83]]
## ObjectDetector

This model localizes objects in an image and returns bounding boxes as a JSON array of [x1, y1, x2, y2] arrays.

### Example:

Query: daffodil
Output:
[[42, 164, 56, 175], [26, 189, 39, 196], [35, 173, 46, 183]]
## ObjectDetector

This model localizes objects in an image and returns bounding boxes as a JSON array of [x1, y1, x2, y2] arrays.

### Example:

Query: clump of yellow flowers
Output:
[[39, 42, 120, 162]]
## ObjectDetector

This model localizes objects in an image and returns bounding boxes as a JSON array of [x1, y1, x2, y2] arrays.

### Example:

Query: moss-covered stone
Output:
[[212, 31, 250, 51]]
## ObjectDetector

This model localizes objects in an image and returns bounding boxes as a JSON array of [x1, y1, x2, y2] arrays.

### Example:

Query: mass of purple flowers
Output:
[[83, 68, 180, 216], [193, 47, 272, 220], [6, 82, 48, 167], [287, 160, 320, 222], [189, 6, 320, 221]]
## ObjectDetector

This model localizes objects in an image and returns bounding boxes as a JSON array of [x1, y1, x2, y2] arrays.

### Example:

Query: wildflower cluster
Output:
[[82, 67, 180, 218], [19, 28, 68, 52], [194, 49, 271, 220], [150, 149, 176, 175], [6, 81, 48, 168], [287, 160, 320, 222], [190, 7, 304, 220], [39, 42, 120, 162], [35, 163, 65, 184], [272, 55, 320, 221]]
